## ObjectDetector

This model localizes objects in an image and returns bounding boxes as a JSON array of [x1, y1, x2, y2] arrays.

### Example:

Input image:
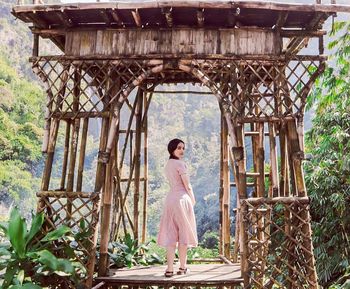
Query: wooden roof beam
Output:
[[197, 9, 204, 27], [131, 9, 142, 27], [227, 8, 240, 27], [26, 12, 48, 28], [100, 9, 112, 26], [274, 11, 288, 30], [161, 7, 173, 28], [110, 9, 123, 26], [285, 12, 328, 55], [57, 10, 73, 28]]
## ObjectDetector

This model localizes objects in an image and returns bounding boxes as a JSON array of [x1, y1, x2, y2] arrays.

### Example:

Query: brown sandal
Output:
[[177, 267, 190, 275], [164, 271, 174, 277]]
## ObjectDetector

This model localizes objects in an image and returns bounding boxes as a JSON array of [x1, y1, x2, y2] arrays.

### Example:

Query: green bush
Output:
[[108, 233, 162, 269], [0, 207, 84, 288]]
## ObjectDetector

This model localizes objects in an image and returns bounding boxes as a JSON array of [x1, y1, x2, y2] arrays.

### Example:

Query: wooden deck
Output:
[[95, 264, 243, 287]]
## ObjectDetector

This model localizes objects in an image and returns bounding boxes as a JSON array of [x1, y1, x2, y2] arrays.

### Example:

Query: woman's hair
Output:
[[167, 138, 185, 159]]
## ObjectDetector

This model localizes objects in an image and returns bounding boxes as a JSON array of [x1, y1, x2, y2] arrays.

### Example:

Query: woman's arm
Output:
[[180, 174, 196, 206]]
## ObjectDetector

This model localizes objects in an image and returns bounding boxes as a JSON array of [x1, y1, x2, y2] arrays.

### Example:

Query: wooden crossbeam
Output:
[[197, 8, 205, 27], [131, 9, 142, 27], [274, 11, 289, 30], [110, 9, 123, 26], [161, 7, 173, 27], [285, 12, 328, 56], [100, 9, 112, 26], [57, 10, 73, 28]]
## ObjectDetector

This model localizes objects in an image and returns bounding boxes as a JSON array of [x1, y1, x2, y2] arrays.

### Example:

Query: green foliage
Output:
[[305, 21, 350, 287], [0, 207, 82, 288], [108, 233, 162, 269], [0, 53, 44, 216], [199, 231, 219, 249]]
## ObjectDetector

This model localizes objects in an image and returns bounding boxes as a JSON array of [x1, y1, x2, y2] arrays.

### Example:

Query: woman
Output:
[[157, 138, 198, 278]]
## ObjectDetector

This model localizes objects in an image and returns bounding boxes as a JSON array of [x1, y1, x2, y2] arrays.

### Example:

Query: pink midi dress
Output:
[[157, 159, 198, 248]]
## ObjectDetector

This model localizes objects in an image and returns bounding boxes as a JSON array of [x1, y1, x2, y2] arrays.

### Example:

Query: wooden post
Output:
[[60, 120, 71, 190], [76, 118, 89, 192], [222, 115, 231, 259], [133, 88, 143, 242], [268, 122, 279, 197], [141, 90, 149, 243], [98, 117, 115, 276], [256, 122, 265, 198], [66, 70, 81, 223], [219, 115, 224, 256]]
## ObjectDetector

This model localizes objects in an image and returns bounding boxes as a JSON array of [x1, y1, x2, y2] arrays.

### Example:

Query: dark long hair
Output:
[[167, 138, 185, 160]]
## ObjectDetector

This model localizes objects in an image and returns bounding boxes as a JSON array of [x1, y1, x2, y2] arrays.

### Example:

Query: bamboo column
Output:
[[133, 88, 143, 242], [219, 115, 224, 256], [66, 70, 81, 223], [95, 105, 111, 280], [60, 120, 71, 190], [76, 118, 89, 192], [98, 77, 120, 277], [141, 90, 149, 243], [222, 115, 230, 258]]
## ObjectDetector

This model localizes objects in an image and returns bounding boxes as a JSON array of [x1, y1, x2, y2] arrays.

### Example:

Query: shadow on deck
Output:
[[94, 263, 243, 288]]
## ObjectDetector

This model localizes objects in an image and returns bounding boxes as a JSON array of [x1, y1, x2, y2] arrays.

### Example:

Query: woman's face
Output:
[[173, 142, 185, 159]]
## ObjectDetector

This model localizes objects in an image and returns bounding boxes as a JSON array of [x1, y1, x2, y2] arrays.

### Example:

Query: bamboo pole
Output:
[[222, 115, 231, 259], [133, 87, 143, 242], [141, 90, 150, 243], [60, 120, 71, 190], [98, 117, 115, 276], [219, 114, 224, 256], [110, 119, 120, 242], [268, 122, 279, 197], [98, 75, 122, 277], [66, 70, 81, 224], [76, 118, 89, 192], [256, 122, 265, 198]]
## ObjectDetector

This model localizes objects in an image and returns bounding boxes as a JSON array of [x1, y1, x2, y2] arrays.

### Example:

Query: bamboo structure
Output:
[[12, 0, 349, 288]]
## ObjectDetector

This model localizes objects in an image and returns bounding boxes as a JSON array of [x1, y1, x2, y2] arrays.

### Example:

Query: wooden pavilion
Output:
[[12, 0, 350, 288]]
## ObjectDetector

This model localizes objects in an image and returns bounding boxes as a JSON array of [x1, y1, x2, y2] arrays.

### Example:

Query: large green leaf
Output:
[[55, 259, 75, 275], [2, 260, 18, 289], [40, 225, 71, 242], [25, 212, 44, 247], [8, 208, 27, 258], [36, 250, 59, 270]]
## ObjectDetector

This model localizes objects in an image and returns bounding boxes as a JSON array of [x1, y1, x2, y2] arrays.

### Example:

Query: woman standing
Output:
[[157, 138, 198, 277]]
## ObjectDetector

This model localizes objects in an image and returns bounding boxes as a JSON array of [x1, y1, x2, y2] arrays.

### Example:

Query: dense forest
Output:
[[0, 0, 349, 287]]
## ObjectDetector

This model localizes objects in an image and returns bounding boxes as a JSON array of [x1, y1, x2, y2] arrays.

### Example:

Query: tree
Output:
[[305, 21, 350, 287]]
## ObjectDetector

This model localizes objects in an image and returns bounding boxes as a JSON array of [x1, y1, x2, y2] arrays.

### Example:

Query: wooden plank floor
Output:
[[96, 264, 243, 286]]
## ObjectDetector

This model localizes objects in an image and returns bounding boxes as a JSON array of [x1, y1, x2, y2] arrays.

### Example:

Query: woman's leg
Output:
[[166, 246, 176, 271], [178, 244, 188, 269]]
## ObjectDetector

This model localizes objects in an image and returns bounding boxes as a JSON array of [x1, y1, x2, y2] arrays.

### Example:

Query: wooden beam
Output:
[[110, 9, 123, 26], [197, 8, 205, 27], [285, 12, 328, 55], [100, 9, 112, 26], [161, 7, 173, 28], [280, 29, 326, 37], [12, 1, 350, 14], [57, 10, 74, 28], [274, 11, 289, 30], [131, 9, 142, 27]]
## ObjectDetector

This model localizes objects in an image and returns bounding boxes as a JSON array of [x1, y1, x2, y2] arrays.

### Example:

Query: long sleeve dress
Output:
[[157, 159, 198, 248]]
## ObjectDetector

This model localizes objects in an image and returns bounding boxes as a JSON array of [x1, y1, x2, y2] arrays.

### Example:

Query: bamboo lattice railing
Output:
[[30, 53, 325, 288]]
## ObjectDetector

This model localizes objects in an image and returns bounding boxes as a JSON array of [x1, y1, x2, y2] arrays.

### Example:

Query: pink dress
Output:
[[157, 159, 198, 248]]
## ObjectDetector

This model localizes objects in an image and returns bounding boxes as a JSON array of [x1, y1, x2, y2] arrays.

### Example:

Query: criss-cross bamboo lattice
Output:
[[31, 54, 324, 287]]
